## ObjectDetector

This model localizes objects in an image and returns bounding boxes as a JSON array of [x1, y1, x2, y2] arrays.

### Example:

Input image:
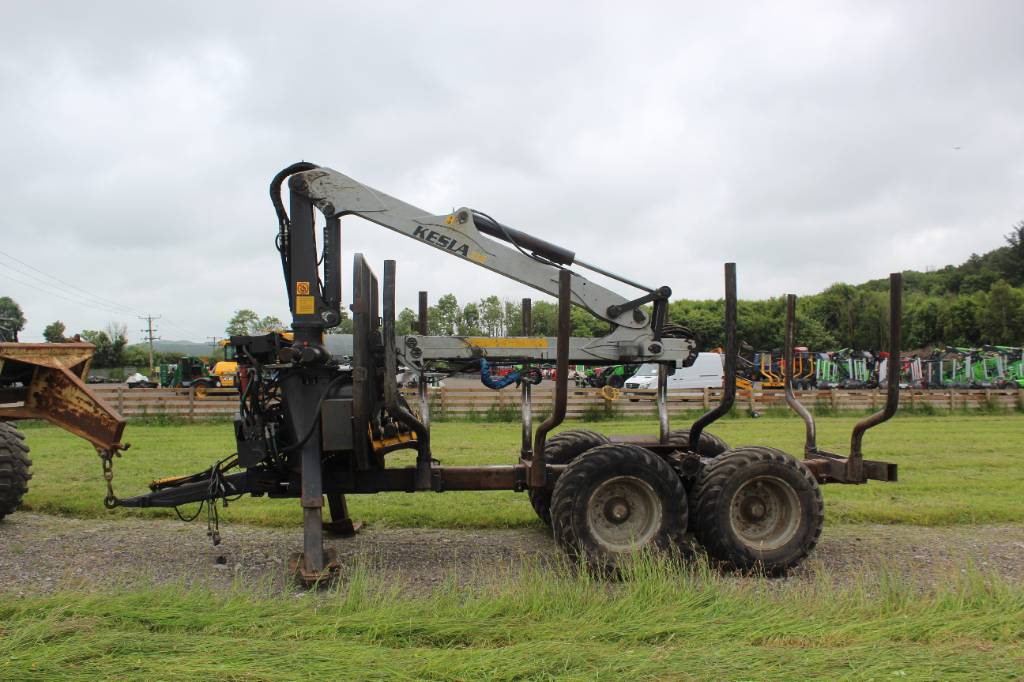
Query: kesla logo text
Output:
[[413, 226, 470, 257]]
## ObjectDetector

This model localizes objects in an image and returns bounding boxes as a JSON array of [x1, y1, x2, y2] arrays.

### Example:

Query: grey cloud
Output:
[[1, 1, 1021, 341]]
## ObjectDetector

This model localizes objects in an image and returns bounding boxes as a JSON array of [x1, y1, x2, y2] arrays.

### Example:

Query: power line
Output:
[[0, 270, 135, 319], [160, 316, 207, 341], [0, 251, 211, 341], [0, 248, 142, 316], [0, 248, 219, 343]]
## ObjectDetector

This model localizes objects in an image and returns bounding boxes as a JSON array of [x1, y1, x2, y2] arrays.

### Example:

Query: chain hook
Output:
[[97, 447, 122, 509]]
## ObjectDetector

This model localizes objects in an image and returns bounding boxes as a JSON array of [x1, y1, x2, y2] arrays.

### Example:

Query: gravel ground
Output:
[[1, 513, 1022, 595]]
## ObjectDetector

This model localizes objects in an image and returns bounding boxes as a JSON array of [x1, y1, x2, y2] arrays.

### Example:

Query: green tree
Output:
[[939, 294, 982, 346], [43, 320, 67, 343], [429, 294, 460, 335], [226, 309, 260, 336], [0, 296, 26, 341], [458, 302, 482, 335], [980, 281, 1024, 344], [570, 306, 608, 337], [960, 269, 999, 295], [530, 301, 559, 336], [668, 299, 725, 348], [504, 300, 523, 336], [255, 316, 284, 334], [1003, 220, 1024, 286], [396, 307, 418, 335], [792, 311, 837, 349], [905, 297, 942, 348], [479, 295, 505, 336], [123, 345, 178, 368], [80, 330, 112, 365], [107, 323, 128, 367], [226, 310, 286, 336], [79, 325, 126, 368], [808, 284, 858, 347]]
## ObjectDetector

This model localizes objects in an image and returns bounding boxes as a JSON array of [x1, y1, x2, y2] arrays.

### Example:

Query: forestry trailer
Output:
[[0, 162, 901, 583]]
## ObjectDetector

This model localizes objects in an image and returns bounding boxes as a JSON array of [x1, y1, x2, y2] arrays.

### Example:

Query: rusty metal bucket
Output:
[[0, 343, 126, 450]]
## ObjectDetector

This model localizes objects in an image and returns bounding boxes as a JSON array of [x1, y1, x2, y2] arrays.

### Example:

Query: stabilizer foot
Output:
[[288, 548, 339, 588], [324, 519, 363, 537], [325, 493, 360, 537]]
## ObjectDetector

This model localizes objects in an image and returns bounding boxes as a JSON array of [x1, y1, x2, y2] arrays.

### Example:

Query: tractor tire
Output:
[[607, 374, 625, 389], [193, 378, 216, 400], [529, 429, 609, 525], [664, 429, 729, 457], [690, 446, 823, 575], [0, 422, 32, 522], [551, 443, 687, 573]]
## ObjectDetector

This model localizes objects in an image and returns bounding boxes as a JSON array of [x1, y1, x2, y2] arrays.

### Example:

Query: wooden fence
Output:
[[88, 384, 1024, 421]]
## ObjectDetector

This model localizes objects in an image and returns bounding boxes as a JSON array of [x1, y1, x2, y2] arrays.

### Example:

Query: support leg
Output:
[[324, 493, 362, 537], [301, 442, 325, 573]]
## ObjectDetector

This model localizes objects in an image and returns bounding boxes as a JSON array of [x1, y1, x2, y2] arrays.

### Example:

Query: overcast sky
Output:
[[1, 1, 1021, 344]]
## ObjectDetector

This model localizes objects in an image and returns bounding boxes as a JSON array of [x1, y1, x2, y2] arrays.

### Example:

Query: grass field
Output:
[[6, 415, 1024, 680], [1, 559, 1022, 681], [17, 414, 1024, 528]]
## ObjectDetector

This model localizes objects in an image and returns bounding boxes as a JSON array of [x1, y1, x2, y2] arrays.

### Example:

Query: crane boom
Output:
[[276, 163, 694, 366]]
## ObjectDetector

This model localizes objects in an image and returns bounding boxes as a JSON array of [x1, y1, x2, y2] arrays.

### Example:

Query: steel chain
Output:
[[99, 449, 120, 508]]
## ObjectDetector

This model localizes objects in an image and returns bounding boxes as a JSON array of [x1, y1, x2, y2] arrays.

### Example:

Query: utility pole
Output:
[[207, 336, 221, 361], [139, 315, 161, 374]]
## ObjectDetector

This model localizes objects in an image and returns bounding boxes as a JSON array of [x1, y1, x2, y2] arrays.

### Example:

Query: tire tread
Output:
[[691, 445, 823, 573], [0, 422, 32, 521], [551, 443, 687, 571], [528, 430, 609, 525]]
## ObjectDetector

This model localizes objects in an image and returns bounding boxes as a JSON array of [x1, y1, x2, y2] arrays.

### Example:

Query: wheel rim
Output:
[[728, 475, 801, 551], [585, 475, 662, 552]]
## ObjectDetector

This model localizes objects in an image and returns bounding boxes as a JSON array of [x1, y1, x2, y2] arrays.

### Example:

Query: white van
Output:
[[624, 353, 724, 390]]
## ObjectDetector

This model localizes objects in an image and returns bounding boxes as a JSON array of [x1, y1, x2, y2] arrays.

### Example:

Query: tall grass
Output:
[[0, 556, 1020, 681]]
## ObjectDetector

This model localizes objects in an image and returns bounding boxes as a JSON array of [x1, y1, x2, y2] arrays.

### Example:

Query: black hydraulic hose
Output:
[[270, 161, 319, 297], [270, 161, 319, 230]]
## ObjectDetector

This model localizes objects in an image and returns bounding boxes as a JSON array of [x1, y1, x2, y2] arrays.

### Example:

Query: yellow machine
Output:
[[211, 331, 295, 388], [210, 340, 238, 388], [757, 352, 785, 389], [788, 348, 815, 390]]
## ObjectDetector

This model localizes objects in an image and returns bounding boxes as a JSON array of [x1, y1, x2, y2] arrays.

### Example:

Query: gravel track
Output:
[[1, 513, 1022, 595]]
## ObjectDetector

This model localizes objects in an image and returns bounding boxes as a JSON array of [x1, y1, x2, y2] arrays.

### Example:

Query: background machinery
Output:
[[1, 162, 902, 584]]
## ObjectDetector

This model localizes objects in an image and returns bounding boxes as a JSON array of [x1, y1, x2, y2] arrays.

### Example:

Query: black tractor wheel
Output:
[[690, 446, 823, 575], [550, 444, 687, 573], [664, 429, 729, 457], [529, 429, 609, 525], [0, 422, 32, 522], [607, 374, 625, 389]]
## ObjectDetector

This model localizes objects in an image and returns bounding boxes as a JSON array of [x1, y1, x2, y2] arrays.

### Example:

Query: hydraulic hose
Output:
[[270, 161, 319, 299]]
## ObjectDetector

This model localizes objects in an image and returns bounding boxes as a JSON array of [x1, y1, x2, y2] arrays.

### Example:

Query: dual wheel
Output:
[[533, 430, 823, 574]]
